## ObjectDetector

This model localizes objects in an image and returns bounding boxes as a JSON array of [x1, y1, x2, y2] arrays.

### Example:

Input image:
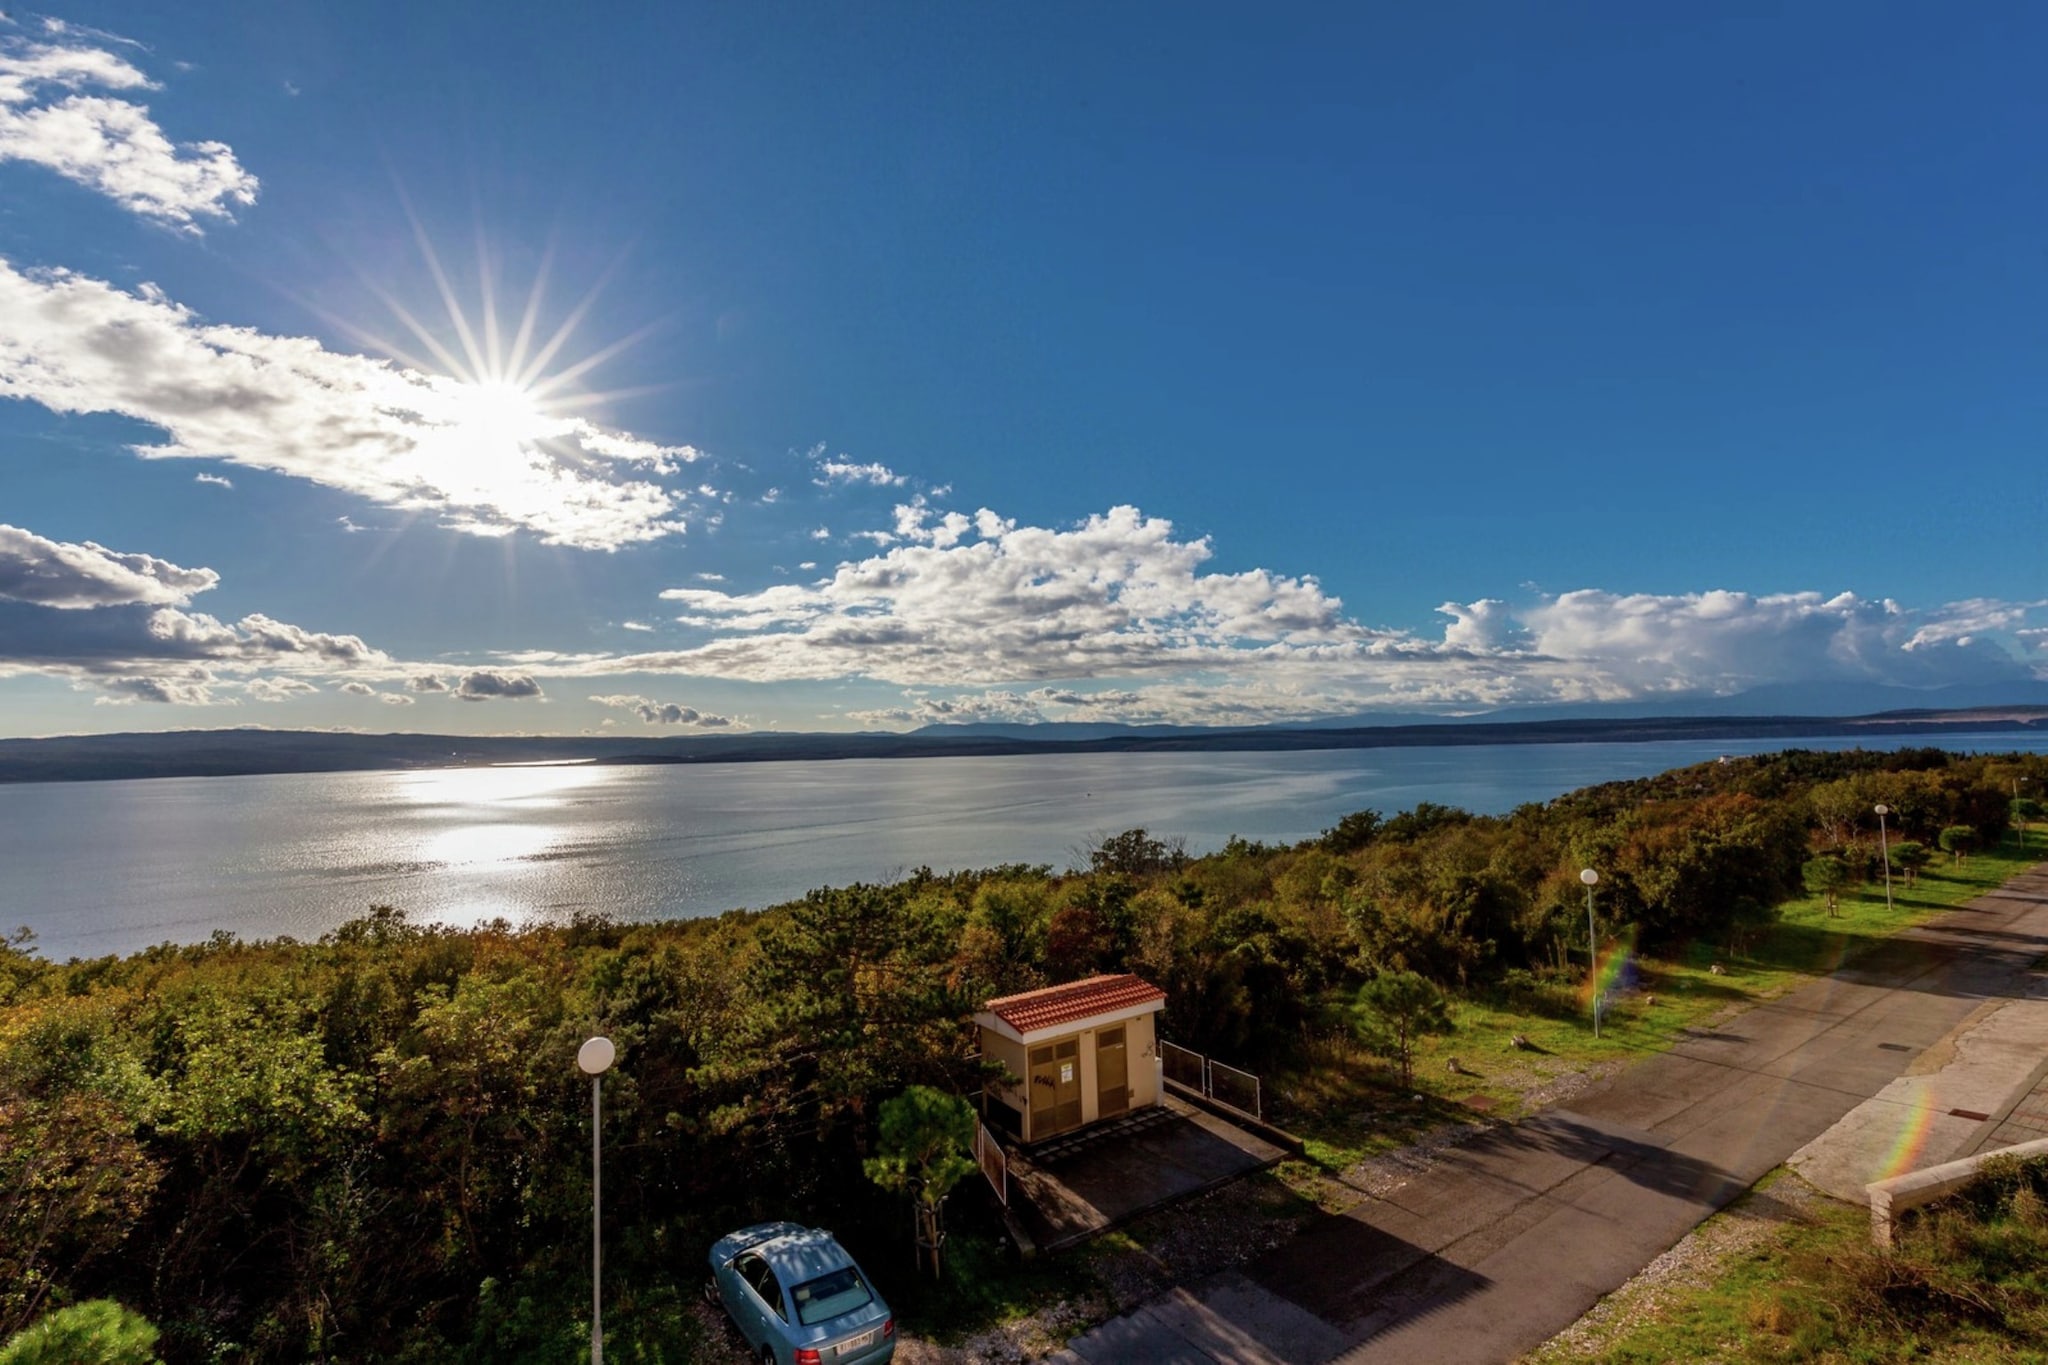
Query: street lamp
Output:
[[1874, 805, 1893, 913], [578, 1035, 617, 1365], [1580, 868, 1601, 1038]]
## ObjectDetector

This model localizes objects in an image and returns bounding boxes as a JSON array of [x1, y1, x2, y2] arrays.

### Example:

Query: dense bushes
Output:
[[0, 747, 2039, 1359]]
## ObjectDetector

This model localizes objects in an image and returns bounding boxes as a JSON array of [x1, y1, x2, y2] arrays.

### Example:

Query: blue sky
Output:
[[1, 2, 2042, 736]]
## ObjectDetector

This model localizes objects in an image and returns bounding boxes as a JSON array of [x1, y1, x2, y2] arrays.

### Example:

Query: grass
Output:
[[1274, 834, 2045, 1173], [1526, 1156, 2048, 1363], [898, 833, 2044, 1347]]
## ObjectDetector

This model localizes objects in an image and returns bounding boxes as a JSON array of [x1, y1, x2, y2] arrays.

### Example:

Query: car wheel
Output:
[[760, 1347, 777, 1365], [702, 1277, 719, 1308]]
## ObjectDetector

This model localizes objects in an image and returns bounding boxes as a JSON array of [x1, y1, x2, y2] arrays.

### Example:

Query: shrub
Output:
[[0, 1300, 158, 1365]]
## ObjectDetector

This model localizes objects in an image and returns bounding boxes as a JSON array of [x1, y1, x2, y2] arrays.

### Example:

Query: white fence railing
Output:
[[972, 1116, 1008, 1207], [1159, 1040, 1263, 1121]]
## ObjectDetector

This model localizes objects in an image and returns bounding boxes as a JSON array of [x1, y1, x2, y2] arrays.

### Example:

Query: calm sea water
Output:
[[5, 733, 2044, 960]]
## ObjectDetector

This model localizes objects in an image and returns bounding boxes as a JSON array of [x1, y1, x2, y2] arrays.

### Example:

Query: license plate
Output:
[[838, 1329, 876, 1353]]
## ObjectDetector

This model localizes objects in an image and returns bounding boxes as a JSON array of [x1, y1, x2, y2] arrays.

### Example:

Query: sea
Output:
[[5, 732, 2044, 960]]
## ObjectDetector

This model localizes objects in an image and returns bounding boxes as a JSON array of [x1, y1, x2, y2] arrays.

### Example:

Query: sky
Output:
[[1, 2, 2043, 738]]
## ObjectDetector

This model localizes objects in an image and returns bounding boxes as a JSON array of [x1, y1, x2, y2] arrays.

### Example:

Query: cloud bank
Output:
[[589, 693, 736, 727], [0, 522, 389, 704], [0, 260, 697, 549], [481, 500, 2042, 728]]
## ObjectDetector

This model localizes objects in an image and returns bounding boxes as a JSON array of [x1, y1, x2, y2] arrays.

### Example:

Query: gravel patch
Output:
[[891, 1296, 1104, 1365], [1088, 1176, 1314, 1310], [890, 1176, 1314, 1362], [1520, 1171, 1825, 1363], [1335, 1118, 1497, 1197]]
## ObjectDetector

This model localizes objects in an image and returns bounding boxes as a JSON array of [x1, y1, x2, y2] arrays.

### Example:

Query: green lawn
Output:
[[1275, 835, 2045, 1172], [1526, 1156, 2048, 1363]]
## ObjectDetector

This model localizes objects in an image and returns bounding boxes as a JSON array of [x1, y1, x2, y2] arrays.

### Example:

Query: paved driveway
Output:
[[1054, 864, 2048, 1365]]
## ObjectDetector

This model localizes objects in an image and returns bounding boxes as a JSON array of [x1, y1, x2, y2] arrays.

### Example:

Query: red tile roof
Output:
[[984, 974, 1165, 1035]]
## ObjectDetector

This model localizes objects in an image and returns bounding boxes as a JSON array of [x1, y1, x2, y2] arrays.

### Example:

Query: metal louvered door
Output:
[[1096, 1026, 1128, 1118]]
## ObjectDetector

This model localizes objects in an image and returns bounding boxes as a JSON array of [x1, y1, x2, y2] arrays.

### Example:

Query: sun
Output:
[[433, 375, 559, 482], [318, 212, 666, 514]]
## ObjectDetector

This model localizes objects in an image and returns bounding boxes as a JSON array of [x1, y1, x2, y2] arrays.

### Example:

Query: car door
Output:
[[735, 1251, 787, 1354]]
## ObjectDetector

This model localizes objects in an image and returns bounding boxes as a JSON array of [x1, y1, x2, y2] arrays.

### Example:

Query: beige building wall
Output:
[[978, 1028, 1028, 1126], [1127, 1012, 1160, 1108]]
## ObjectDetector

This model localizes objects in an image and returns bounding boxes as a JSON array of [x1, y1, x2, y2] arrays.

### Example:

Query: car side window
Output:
[[736, 1253, 785, 1320]]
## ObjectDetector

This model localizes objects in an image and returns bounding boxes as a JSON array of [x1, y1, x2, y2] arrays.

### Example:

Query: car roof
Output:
[[750, 1227, 858, 1285]]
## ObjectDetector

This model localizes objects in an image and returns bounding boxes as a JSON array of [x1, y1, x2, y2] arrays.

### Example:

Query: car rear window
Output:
[[790, 1266, 873, 1326]]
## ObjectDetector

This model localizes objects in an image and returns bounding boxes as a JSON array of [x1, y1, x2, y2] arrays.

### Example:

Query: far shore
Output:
[[2, 706, 2044, 785]]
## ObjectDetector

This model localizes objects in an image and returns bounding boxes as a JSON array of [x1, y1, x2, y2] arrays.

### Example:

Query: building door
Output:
[[1096, 1026, 1129, 1118], [1028, 1037, 1083, 1139]]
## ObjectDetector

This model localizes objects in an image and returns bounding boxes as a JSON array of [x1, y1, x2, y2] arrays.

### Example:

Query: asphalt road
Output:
[[1055, 864, 2048, 1365]]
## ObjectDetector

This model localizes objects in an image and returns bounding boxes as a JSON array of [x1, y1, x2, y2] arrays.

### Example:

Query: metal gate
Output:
[[1159, 1040, 1263, 1121]]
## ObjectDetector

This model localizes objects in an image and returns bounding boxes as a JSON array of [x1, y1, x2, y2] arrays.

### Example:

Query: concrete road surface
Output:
[[1054, 864, 2048, 1365]]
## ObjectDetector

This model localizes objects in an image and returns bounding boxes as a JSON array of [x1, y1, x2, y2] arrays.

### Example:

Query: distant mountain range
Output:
[[1, 701, 2043, 785]]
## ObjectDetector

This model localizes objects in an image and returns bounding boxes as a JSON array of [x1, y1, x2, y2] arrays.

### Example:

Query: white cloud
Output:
[[588, 692, 737, 727], [455, 669, 542, 702], [812, 455, 905, 487], [502, 502, 2047, 726], [337, 680, 375, 695], [0, 522, 217, 607], [0, 260, 696, 550], [93, 673, 217, 706], [1503, 589, 2039, 696], [0, 31, 258, 230], [406, 673, 449, 693], [0, 523, 398, 706], [619, 620, 655, 633], [378, 691, 414, 705], [194, 471, 232, 489], [248, 675, 319, 702], [634, 504, 1357, 685]]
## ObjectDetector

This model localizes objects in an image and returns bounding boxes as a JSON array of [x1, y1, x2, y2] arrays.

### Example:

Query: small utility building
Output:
[[977, 974, 1166, 1144]]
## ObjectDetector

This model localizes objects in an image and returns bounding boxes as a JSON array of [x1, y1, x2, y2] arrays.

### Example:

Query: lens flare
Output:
[[1581, 924, 1639, 1017]]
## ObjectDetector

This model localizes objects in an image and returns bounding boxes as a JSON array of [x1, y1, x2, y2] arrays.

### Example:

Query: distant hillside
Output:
[[0, 707, 2042, 784]]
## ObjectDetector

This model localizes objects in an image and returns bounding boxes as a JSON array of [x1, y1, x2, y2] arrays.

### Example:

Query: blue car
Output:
[[707, 1222, 896, 1365]]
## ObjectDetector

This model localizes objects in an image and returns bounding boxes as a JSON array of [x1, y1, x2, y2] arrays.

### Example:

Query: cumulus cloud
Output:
[[1502, 589, 2040, 696], [406, 673, 449, 693], [642, 504, 1358, 685], [337, 680, 375, 695], [812, 454, 905, 487], [0, 523, 218, 607], [455, 670, 542, 702], [248, 675, 319, 702], [588, 692, 737, 727], [93, 673, 217, 706], [0, 30, 258, 229], [0, 522, 396, 706], [0, 260, 697, 549], [490, 499, 2047, 726], [194, 472, 232, 489], [378, 691, 414, 705]]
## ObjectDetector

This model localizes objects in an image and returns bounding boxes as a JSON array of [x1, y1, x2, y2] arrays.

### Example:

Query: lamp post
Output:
[[578, 1036, 617, 1365], [1874, 805, 1892, 914], [1580, 868, 1601, 1038]]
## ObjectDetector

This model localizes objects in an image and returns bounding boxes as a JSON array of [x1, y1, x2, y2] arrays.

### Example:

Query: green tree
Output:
[[863, 1086, 978, 1278], [2013, 797, 2044, 850], [1802, 856, 1851, 916], [1938, 825, 1978, 865], [1319, 809, 1384, 854], [1354, 971, 1453, 1087], [1890, 841, 1931, 886], [0, 1300, 158, 1365]]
